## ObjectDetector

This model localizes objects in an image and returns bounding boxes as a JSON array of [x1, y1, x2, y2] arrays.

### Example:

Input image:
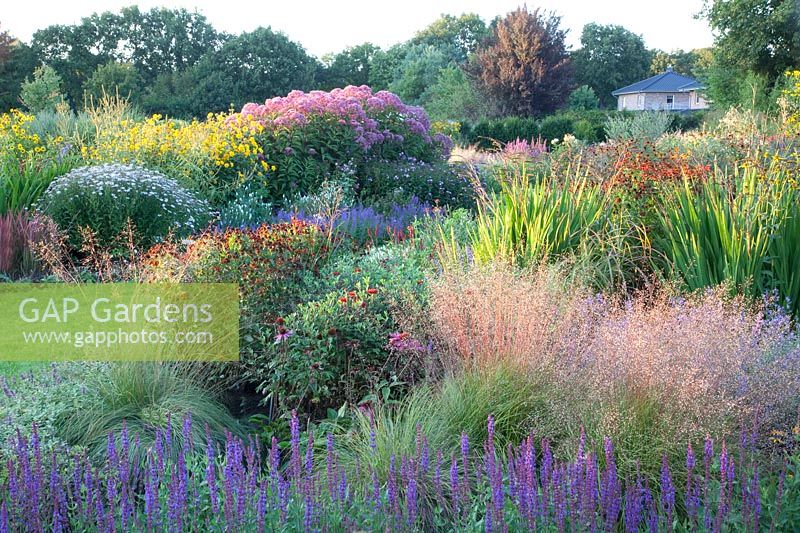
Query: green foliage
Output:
[[56, 362, 242, 465], [411, 13, 489, 63], [217, 182, 273, 228], [421, 66, 487, 122], [568, 85, 600, 111], [140, 70, 198, 118], [359, 156, 474, 208], [240, 239, 432, 415], [0, 40, 37, 112], [604, 111, 673, 142], [462, 111, 614, 146], [191, 27, 316, 114], [317, 43, 379, 90], [257, 288, 397, 413], [650, 48, 712, 79], [704, 0, 799, 85], [19, 65, 66, 113], [655, 166, 800, 314], [37, 163, 210, 251], [0, 156, 78, 215], [83, 61, 143, 105], [31, 6, 221, 106], [0, 364, 89, 459], [572, 23, 652, 108], [538, 115, 575, 142], [470, 168, 608, 266], [462, 116, 538, 147], [367, 44, 408, 91], [389, 45, 451, 105], [335, 366, 548, 484]]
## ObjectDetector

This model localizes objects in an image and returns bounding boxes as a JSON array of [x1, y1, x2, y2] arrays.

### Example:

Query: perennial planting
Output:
[[1, 78, 800, 533]]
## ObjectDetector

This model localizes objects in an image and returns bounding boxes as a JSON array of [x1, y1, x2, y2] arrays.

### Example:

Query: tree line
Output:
[[0, 1, 797, 120]]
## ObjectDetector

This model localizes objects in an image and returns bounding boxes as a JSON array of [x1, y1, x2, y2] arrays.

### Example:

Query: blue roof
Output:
[[611, 67, 704, 96]]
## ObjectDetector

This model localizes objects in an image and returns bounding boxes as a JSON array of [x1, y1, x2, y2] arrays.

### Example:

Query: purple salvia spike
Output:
[[450, 455, 460, 515], [326, 433, 336, 499], [388, 455, 398, 523], [660, 456, 675, 529], [182, 413, 192, 452], [407, 469, 418, 526], [421, 437, 430, 474], [257, 480, 267, 533], [206, 431, 218, 515], [0, 500, 7, 533], [290, 410, 301, 483], [434, 450, 443, 502], [165, 412, 173, 452], [371, 467, 381, 510], [460, 432, 470, 500], [155, 430, 165, 474]]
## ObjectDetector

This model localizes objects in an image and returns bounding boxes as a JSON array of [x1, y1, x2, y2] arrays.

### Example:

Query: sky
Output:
[[3, 0, 715, 57]]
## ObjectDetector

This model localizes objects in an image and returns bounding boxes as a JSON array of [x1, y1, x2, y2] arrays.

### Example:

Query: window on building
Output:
[[666, 95, 674, 106]]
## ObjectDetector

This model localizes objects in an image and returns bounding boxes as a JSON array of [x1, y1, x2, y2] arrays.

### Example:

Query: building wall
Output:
[[617, 93, 642, 110], [616, 91, 709, 111], [643, 92, 692, 110], [689, 90, 709, 109]]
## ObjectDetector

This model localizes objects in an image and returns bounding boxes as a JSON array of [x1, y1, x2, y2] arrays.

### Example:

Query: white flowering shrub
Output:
[[37, 163, 209, 248]]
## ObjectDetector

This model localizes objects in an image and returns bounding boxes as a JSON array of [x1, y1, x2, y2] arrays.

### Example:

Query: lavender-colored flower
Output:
[[660, 456, 675, 528], [290, 410, 301, 483], [407, 472, 418, 526]]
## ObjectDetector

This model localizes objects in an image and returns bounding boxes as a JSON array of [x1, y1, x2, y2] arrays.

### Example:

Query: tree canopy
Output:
[[572, 23, 652, 108], [470, 7, 573, 116]]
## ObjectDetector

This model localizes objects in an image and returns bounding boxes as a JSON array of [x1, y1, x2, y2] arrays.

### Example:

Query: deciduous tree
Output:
[[572, 23, 651, 108], [470, 7, 573, 117]]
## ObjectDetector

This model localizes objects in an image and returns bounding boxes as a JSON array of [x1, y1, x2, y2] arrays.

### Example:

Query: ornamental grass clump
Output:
[[469, 167, 608, 267], [655, 164, 800, 315], [0, 211, 56, 279], [430, 265, 800, 479], [36, 163, 210, 251], [0, 412, 795, 531]]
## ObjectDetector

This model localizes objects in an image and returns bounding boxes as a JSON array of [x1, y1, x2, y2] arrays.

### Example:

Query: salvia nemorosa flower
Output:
[[0, 413, 789, 531]]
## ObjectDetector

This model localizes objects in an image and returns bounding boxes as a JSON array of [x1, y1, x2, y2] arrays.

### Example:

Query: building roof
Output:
[[611, 67, 704, 96]]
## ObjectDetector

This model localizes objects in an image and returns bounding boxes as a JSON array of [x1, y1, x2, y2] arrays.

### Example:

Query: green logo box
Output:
[[0, 283, 239, 361]]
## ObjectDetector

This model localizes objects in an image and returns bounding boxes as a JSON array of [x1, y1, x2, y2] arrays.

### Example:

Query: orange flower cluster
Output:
[[606, 147, 710, 195], [144, 220, 328, 319]]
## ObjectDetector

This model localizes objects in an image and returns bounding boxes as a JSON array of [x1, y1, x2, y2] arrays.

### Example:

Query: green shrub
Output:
[[605, 111, 673, 142], [671, 111, 705, 132], [217, 182, 273, 228], [461, 117, 538, 148], [500, 116, 539, 142], [257, 288, 398, 414], [56, 363, 242, 466], [242, 241, 432, 416], [568, 85, 600, 111], [37, 163, 210, 250], [538, 115, 575, 142], [20, 65, 67, 113], [359, 155, 474, 209]]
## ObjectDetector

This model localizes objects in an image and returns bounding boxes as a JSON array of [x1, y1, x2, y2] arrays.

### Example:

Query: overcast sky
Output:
[[3, 0, 714, 57]]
